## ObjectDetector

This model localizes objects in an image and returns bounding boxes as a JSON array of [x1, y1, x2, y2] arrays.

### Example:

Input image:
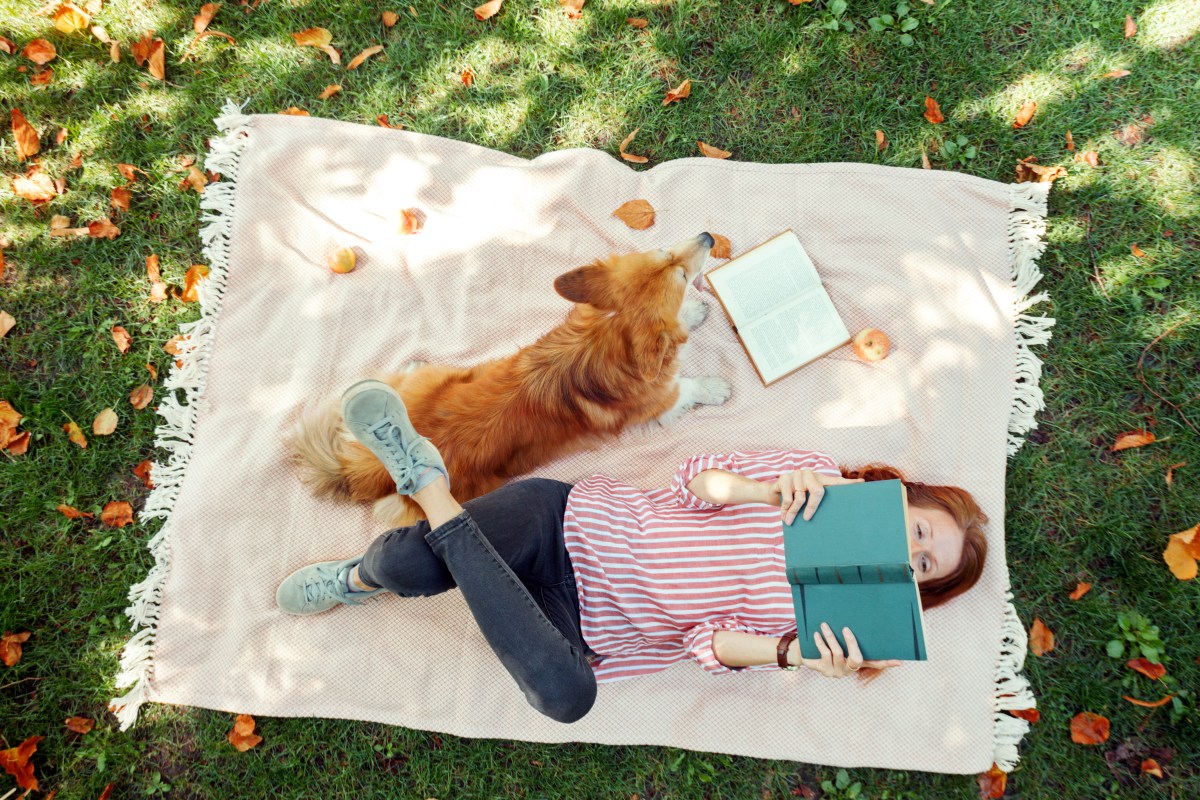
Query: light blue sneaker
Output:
[[340, 379, 450, 495], [276, 555, 385, 616]]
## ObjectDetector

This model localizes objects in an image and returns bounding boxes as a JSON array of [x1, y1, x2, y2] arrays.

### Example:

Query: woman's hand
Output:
[[792, 623, 902, 678], [772, 470, 863, 524]]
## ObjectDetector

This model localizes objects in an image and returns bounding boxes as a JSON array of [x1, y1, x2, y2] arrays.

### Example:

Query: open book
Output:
[[782, 479, 928, 662], [703, 230, 850, 386]]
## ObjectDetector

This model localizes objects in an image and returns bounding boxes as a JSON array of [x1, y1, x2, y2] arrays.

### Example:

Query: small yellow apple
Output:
[[327, 246, 357, 274], [852, 327, 890, 362]]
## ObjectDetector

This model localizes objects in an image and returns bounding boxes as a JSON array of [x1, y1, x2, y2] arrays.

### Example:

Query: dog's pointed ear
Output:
[[554, 263, 616, 309]]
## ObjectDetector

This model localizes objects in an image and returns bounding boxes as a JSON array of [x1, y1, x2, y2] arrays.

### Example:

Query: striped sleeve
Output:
[[682, 617, 762, 675], [669, 450, 842, 509]]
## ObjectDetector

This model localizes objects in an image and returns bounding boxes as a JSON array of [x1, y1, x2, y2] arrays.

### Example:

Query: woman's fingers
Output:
[[800, 472, 826, 520], [820, 623, 845, 671], [841, 627, 864, 672], [862, 659, 903, 669]]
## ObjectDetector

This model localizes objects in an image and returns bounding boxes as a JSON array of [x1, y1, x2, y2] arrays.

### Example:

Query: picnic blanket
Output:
[[111, 102, 1052, 774]]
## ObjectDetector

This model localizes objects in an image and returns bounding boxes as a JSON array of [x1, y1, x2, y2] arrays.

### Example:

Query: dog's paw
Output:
[[679, 298, 710, 330], [691, 376, 733, 406]]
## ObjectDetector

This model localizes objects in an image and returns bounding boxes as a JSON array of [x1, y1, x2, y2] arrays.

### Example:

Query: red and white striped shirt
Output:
[[562, 450, 842, 682]]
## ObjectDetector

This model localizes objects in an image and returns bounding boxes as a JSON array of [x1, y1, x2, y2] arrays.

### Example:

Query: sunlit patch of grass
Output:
[[1137, 0, 1200, 51]]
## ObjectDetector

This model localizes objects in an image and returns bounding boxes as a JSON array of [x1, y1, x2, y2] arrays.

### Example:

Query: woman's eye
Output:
[[921, 556, 931, 574], [916, 524, 926, 540]]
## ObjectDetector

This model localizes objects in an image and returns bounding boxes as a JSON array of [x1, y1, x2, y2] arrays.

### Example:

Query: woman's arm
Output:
[[711, 629, 797, 668], [711, 627, 902, 677], [685, 469, 778, 507]]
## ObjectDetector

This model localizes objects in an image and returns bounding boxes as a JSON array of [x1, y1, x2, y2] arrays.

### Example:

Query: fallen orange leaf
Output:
[[923, 95, 944, 124], [28, 67, 52, 87], [1100, 69, 1131, 79], [1008, 708, 1040, 723], [1015, 156, 1066, 183], [1123, 694, 1173, 708], [1013, 101, 1037, 129], [0, 310, 14, 338], [1077, 150, 1099, 167], [709, 233, 731, 259], [618, 128, 648, 164], [1141, 759, 1163, 778], [347, 44, 383, 70], [57, 504, 94, 519], [875, 129, 888, 152], [89, 218, 121, 239], [112, 325, 132, 354], [920, 143, 931, 170], [148, 38, 166, 80], [228, 714, 263, 751], [0, 734, 42, 790], [663, 78, 691, 106], [100, 501, 134, 528], [977, 764, 1006, 799], [146, 362, 158, 381], [92, 407, 118, 436], [97, 782, 114, 800], [12, 108, 40, 161], [318, 84, 342, 100], [13, 170, 56, 203], [117, 163, 143, 183], [627, 17, 648, 28], [1124, 16, 1137, 39], [398, 207, 424, 234], [180, 264, 210, 303], [163, 334, 189, 356], [461, 66, 475, 86], [130, 384, 153, 410], [111, 186, 131, 212], [184, 166, 208, 193], [559, 0, 585, 19], [146, 253, 161, 282], [279, 107, 310, 117], [1163, 523, 1199, 580], [53, 3, 90, 33], [697, 141, 730, 159], [22, 39, 57, 65], [1068, 581, 1092, 600], [1065, 130, 1075, 151], [133, 459, 155, 489], [1165, 461, 1185, 488], [1130, 243, 1145, 257], [474, 1, 503, 21], [1112, 430, 1155, 451], [1069, 712, 1109, 745], [1029, 617, 1054, 656], [65, 716, 95, 734], [376, 114, 402, 129], [383, 11, 400, 27], [194, 2, 220, 33], [1, 631, 32, 667], [1126, 657, 1166, 680], [0, 36, 15, 55], [64, 420, 88, 448], [291, 27, 333, 48], [612, 199, 655, 230]]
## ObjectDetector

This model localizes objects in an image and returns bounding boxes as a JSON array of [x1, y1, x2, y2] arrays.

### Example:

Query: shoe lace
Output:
[[303, 563, 364, 607], [368, 418, 433, 489]]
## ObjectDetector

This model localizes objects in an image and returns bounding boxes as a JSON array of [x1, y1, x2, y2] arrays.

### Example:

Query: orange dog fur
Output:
[[286, 233, 731, 525]]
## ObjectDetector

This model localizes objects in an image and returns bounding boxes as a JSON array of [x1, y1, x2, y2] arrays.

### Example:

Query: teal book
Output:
[[782, 479, 927, 662]]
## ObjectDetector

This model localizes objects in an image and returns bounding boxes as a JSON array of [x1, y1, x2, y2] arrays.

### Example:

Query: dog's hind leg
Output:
[[653, 376, 732, 426]]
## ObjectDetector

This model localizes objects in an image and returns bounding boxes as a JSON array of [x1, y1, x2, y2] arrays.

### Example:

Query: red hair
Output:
[[839, 464, 988, 609]]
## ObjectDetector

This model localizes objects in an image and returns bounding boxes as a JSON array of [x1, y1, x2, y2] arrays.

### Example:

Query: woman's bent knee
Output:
[[533, 672, 597, 724]]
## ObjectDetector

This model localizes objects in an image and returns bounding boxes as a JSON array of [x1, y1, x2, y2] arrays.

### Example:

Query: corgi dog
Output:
[[286, 232, 732, 525]]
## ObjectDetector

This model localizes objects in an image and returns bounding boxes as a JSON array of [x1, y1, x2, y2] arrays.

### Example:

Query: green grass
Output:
[[2, 0, 1198, 797]]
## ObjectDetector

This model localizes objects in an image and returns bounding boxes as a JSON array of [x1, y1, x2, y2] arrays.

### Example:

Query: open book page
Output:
[[706, 233, 823, 326], [739, 290, 849, 384]]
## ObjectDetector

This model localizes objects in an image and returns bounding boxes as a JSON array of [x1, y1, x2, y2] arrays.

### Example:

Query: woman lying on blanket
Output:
[[277, 381, 988, 724]]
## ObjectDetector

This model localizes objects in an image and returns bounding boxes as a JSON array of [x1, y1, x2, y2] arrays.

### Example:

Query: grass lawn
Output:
[[2, 0, 1199, 797]]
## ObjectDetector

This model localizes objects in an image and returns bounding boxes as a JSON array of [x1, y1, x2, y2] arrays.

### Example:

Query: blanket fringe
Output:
[[992, 182, 1053, 770], [108, 100, 253, 731]]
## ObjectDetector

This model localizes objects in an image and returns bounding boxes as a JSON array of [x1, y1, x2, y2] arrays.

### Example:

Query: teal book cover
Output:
[[782, 479, 927, 661]]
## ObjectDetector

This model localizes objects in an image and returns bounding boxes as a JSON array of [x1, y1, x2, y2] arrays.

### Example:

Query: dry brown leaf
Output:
[[111, 186, 131, 212], [57, 504, 93, 519], [1163, 523, 1199, 580], [228, 714, 263, 751], [180, 264, 210, 302], [131, 30, 155, 65], [319, 45, 341, 64], [977, 764, 1006, 799], [923, 95, 944, 124], [1100, 69, 1131, 79], [1124, 15, 1137, 38], [1076, 150, 1099, 167], [474, 1, 503, 21], [53, 3, 91, 33], [148, 38, 166, 80], [318, 84, 342, 100], [65, 717, 94, 734], [618, 128, 647, 164], [111, 325, 131, 353], [129, 383, 153, 410], [12, 109, 40, 161], [709, 233, 731, 259], [1, 631, 32, 667], [920, 143, 931, 170], [627, 17, 648, 28], [13, 170, 56, 203], [663, 78, 691, 106], [184, 165, 208, 192], [0, 310, 14, 338], [30, 67, 54, 86], [133, 459, 154, 488], [382, 11, 400, 27], [291, 27, 332, 48], [63, 420, 88, 448], [146, 253, 161, 282], [1008, 708, 1040, 723], [612, 199, 655, 230], [875, 129, 888, 151], [180, 30, 237, 63], [89, 218, 121, 239], [1165, 461, 1185, 488], [347, 44, 383, 70], [1013, 101, 1037, 129], [1065, 130, 1075, 151], [109, 40, 120, 61], [1141, 759, 1163, 778], [163, 334, 189, 356], [1126, 657, 1166, 680], [1029, 617, 1054, 656], [461, 66, 475, 86], [117, 163, 142, 182], [23, 38, 57, 65], [1015, 156, 1066, 183], [1068, 581, 1092, 600], [398, 207, 424, 234], [194, 2, 220, 33], [1112, 429, 1155, 451], [1130, 242, 1146, 257], [376, 114, 402, 129], [278, 107, 310, 117], [0, 733, 41, 790], [0, 36, 16, 55], [1123, 694, 1173, 708], [92, 407, 118, 436], [146, 362, 158, 381], [697, 141, 730, 159], [100, 501, 134, 528], [560, 0, 585, 19], [97, 782, 114, 800], [1069, 712, 1109, 745]]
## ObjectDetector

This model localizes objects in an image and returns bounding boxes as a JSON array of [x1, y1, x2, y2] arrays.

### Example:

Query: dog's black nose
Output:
[[698, 232, 715, 248]]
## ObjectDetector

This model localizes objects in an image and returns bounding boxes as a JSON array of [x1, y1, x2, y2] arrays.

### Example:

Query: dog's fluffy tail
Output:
[[285, 401, 356, 501]]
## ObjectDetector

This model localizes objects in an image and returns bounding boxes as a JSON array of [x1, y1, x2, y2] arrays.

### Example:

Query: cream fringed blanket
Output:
[[111, 103, 1052, 774]]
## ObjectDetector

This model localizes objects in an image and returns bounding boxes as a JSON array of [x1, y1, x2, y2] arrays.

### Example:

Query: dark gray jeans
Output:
[[356, 478, 597, 723]]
